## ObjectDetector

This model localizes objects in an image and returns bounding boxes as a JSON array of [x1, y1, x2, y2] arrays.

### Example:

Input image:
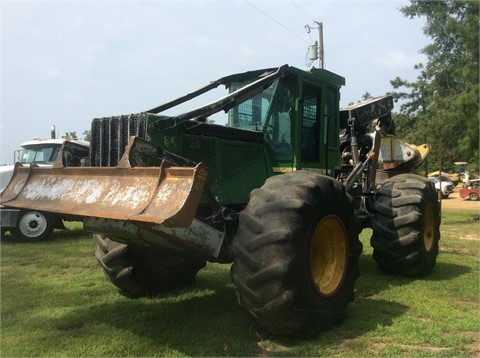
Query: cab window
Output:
[[265, 81, 295, 161], [301, 86, 321, 162]]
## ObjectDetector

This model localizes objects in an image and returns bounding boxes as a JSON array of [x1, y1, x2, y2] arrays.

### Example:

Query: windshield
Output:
[[19, 145, 61, 164], [226, 80, 277, 131]]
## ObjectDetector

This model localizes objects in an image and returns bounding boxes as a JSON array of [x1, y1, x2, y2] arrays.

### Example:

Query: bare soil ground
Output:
[[441, 189, 480, 211]]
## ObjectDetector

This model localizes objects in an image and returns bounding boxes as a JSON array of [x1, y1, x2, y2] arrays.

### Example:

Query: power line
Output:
[[289, 0, 316, 23], [244, 0, 309, 44]]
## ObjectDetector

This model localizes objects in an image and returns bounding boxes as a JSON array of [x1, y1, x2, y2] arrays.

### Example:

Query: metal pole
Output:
[[316, 21, 324, 69]]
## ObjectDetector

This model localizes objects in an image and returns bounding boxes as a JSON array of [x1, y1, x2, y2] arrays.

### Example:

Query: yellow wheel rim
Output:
[[423, 203, 435, 253], [309, 215, 348, 297]]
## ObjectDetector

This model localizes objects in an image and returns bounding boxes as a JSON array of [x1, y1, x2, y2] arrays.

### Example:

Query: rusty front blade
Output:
[[0, 161, 207, 227]]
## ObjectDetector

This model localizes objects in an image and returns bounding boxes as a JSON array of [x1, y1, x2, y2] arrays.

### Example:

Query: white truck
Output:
[[1, 129, 89, 242]]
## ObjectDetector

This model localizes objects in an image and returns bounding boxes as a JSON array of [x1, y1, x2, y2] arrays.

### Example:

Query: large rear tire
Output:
[[231, 171, 362, 336], [11, 210, 55, 242], [94, 234, 206, 297], [370, 174, 441, 276]]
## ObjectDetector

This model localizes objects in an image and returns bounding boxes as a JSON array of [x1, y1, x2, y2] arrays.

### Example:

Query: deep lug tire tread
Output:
[[94, 234, 206, 297], [371, 174, 441, 276], [231, 171, 362, 335]]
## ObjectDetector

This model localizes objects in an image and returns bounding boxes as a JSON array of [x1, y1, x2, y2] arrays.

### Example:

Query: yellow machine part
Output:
[[378, 136, 430, 173]]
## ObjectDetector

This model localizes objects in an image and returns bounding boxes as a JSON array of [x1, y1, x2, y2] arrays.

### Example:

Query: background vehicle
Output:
[[1, 65, 440, 335], [0, 128, 89, 242], [460, 187, 480, 201], [429, 162, 480, 188], [462, 173, 480, 188], [428, 170, 460, 187], [429, 176, 454, 199]]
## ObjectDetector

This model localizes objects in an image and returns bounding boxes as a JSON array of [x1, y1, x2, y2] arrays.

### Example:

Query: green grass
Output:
[[1, 211, 479, 357]]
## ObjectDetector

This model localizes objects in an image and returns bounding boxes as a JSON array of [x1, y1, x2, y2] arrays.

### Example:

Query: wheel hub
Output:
[[309, 215, 348, 297], [423, 203, 435, 253], [19, 212, 46, 237]]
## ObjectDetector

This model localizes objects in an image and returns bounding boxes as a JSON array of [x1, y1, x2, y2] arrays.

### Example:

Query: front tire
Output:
[[94, 235, 206, 297], [231, 171, 362, 336], [370, 174, 441, 276], [11, 210, 55, 242], [469, 192, 479, 201]]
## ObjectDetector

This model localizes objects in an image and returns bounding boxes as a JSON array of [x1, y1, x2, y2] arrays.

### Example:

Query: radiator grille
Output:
[[91, 113, 147, 167]]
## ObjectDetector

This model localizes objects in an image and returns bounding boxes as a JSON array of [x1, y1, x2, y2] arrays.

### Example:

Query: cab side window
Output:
[[266, 82, 294, 161], [301, 86, 321, 162]]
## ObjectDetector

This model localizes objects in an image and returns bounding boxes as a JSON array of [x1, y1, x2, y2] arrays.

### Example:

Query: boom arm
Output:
[[339, 95, 430, 192]]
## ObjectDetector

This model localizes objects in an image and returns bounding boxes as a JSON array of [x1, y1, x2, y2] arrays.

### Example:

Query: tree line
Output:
[[389, 0, 479, 174]]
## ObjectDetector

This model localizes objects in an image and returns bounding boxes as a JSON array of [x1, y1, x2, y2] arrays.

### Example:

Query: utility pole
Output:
[[305, 21, 324, 69], [316, 21, 324, 69]]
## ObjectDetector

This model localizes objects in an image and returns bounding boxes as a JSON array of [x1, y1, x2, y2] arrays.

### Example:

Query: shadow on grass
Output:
[[11, 253, 467, 356], [37, 267, 409, 357], [423, 261, 472, 280], [4, 241, 471, 356], [356, 252, 471, 296]]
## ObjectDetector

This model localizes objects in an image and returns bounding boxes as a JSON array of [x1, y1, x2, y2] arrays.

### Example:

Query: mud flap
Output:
[[0, 161, 207, 228]]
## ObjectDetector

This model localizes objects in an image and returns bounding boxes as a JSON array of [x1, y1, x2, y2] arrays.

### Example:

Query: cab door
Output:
[[299, 84, 340, 174]]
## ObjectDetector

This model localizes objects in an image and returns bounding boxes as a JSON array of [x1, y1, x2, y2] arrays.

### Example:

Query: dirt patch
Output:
[[441, 189, 480, 212], [461, 234, 480, 241]]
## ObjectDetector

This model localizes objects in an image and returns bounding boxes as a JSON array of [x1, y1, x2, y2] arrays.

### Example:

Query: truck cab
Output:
[[1, 137, 89, 241]]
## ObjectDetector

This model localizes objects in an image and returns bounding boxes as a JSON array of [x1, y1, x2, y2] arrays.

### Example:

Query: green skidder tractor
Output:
[[1, 65, 440, 335]]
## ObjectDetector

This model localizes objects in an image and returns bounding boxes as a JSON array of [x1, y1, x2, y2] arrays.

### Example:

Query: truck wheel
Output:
[[469, 192, 479, 201], [371, 174, 440, 276], [94, 234, 206, 297], [11, 210, 55, 242], [231, 171, 362, 336]]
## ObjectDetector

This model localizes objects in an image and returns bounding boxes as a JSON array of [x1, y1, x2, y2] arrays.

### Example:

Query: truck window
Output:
[[19, 146, 60, 164]]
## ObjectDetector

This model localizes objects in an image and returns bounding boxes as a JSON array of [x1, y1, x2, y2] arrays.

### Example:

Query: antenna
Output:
[[51, 124, 56, 139]]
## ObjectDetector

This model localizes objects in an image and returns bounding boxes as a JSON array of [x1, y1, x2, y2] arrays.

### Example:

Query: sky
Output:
[[1, 0, 429, 164]]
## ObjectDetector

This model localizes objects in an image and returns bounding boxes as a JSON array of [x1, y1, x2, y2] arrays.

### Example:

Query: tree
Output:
[[65, 131, 78, 140], [390, 0, 479, 173], [82, 130, 91, 142]]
